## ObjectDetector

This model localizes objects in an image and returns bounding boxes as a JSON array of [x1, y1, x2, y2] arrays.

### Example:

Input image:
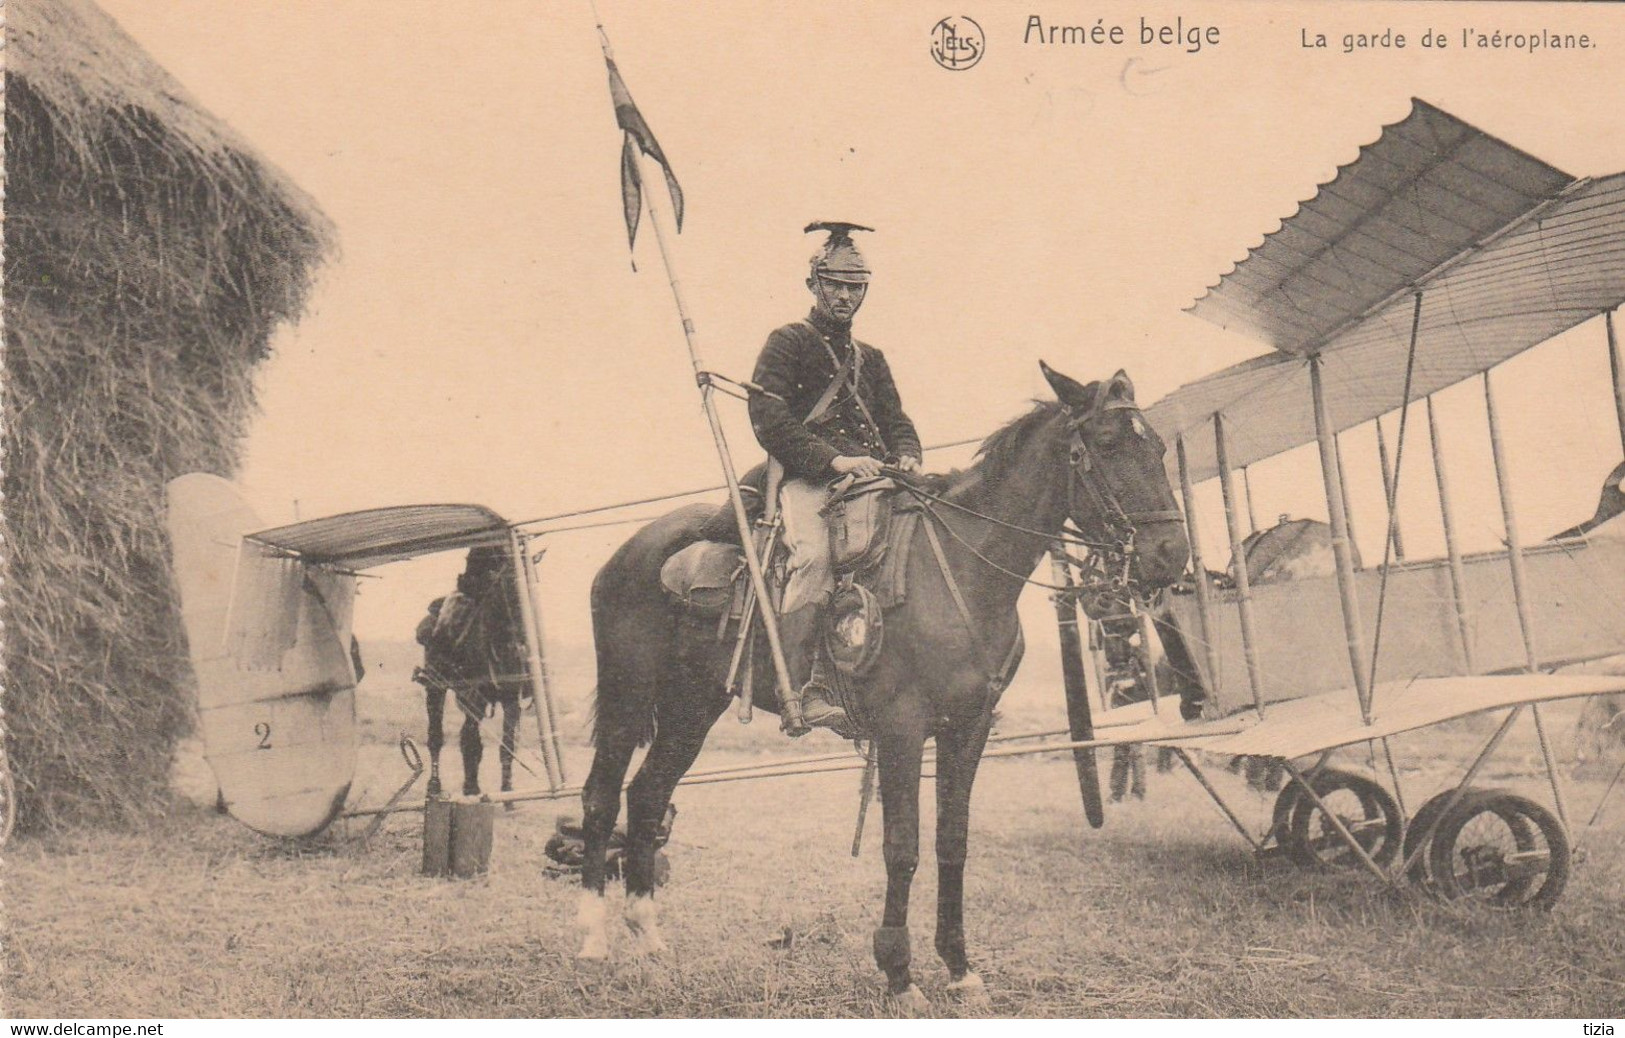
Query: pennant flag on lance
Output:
[[606, 57, 683, 254]]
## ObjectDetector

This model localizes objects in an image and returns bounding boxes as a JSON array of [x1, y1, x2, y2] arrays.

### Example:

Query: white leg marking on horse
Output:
[[576, 891, 610, 961], [623, 893, 670, 957], [946, 970, 990, 1009], [888, 983, 931, 1017]]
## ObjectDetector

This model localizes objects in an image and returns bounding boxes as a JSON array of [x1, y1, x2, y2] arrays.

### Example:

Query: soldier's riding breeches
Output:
[[779, 478, 833, 613]]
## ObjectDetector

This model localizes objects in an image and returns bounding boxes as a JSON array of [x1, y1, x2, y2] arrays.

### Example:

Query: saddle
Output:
[[659, 477, 921, 684], [659, 535, 745, 615], [430, 590, 480, 653]]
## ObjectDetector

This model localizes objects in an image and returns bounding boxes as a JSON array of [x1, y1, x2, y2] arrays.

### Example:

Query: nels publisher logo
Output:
[[931, 16, 984, 70]]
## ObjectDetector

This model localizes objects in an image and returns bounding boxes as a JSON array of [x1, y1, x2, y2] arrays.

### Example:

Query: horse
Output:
[[576, 362, 1190, 1009], [416, 545, 530, 799]]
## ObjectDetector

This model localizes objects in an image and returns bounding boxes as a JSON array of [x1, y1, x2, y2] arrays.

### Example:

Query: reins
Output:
[[879, 395, 1178, 598], [884, 472, 1116, 553], [903, 491, 1105, 593]]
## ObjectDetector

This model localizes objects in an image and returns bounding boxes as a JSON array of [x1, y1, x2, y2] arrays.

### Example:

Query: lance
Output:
[[636, 166, 803, 732], [592, 19, 804, 732]]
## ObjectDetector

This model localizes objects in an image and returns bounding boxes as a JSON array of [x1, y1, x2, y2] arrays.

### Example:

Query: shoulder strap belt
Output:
[[800, 321, 853, 426], [803, 320, 883, 443]]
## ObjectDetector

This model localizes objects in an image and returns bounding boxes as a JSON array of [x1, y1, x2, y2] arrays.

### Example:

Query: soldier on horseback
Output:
[[747, 222, 922, 732]]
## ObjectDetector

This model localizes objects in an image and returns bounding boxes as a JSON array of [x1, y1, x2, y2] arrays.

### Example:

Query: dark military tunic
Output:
[[748, 308, 922, 481]]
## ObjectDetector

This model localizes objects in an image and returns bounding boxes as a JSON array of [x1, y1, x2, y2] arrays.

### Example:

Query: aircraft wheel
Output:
[[1430, 791, 1569, 910], [1285, 768, 1403, 870], [1268, 781, 1305, 856], [1400, 788, 1488, 889]]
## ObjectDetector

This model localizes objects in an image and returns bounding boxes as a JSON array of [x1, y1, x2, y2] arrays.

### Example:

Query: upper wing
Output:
[[1149, 99, 1625, 484]]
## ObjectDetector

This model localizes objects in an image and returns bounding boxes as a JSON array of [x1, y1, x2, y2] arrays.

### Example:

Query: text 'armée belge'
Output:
[[1024, 16, 1220, 55]]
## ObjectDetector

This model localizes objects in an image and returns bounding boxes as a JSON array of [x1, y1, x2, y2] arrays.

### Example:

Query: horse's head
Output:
[[1041, 361, 1189, 588], [458, 544, 510, 594], [435, 545, 524, 676]]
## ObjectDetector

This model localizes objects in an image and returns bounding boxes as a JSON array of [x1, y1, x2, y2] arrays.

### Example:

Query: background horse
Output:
[[416, 545, 529, 799], [577, 362, 1189, 1010]]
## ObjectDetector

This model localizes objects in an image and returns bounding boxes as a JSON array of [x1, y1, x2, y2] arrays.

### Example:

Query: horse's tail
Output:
[[587, 503, 716, 751]]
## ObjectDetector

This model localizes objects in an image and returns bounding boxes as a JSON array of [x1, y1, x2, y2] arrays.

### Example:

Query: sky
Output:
[[102, 1, 1625, 710]]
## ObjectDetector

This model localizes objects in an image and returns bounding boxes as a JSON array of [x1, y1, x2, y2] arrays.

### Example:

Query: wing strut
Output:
[[1364, 292, 1424, 698], [1309, 352, 1373, 724]]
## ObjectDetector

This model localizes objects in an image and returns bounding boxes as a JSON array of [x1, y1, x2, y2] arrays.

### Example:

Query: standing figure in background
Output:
[[414, 596, 452, 798]]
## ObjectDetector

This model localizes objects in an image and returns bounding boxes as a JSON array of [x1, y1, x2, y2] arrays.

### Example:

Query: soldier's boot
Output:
[[801, 654, 850, 732], [779, 605, 850, 732]]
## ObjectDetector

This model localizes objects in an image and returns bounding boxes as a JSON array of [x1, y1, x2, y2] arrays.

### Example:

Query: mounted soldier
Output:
[[746, 222, 923, 732]]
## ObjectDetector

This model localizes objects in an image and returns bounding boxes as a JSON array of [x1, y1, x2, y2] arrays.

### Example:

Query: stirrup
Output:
[[800, 686, 856, 737]]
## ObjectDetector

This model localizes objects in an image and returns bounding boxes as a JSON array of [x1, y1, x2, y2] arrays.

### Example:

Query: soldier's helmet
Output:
[[807, 221, 873, 284]]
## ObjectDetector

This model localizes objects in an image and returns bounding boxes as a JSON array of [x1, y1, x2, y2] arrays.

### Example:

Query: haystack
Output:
[[4, 0, 335, 830]]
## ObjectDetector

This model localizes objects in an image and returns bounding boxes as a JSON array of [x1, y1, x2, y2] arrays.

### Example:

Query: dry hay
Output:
[[4, 0, 334, 831]]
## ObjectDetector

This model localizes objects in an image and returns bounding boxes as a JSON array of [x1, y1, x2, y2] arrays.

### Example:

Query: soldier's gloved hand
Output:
[[895, 455, 922, 474], [831, 455, 884, 479]]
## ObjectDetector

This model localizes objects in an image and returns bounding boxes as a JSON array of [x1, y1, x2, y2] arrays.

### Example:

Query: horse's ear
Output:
[[1040, 360, 1091, 408], [1103, 369, 1136, 404], [1089, 370, 1136, 413]]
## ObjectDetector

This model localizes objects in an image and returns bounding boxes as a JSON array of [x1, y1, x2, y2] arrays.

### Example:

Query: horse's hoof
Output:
[[576, 893, 610, 961], [887, 984, 931, 1017], [624, 894, 670, 958], [946, 971, 991, 1010]]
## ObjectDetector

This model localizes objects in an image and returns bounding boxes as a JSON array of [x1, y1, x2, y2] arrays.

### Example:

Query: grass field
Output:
[[7, 674, 1625, 1018]]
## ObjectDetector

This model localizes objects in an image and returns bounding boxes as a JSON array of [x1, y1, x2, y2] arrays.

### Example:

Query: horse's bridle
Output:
[[1062, 392, 1183, 561], [1054, 397, 1184, 619]]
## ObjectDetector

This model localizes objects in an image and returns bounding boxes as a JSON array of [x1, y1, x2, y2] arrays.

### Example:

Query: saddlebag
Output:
[[659, 540, 745, 615], [823, 476, 897, 575]]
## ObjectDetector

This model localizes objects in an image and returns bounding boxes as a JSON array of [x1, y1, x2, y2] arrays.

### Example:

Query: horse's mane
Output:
[[976, 399, 1066, 478], [922, 398, 1067, 498]]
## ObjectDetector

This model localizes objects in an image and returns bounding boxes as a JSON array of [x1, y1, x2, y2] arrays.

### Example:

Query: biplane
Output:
[[1058, 98, 1625, 907]]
